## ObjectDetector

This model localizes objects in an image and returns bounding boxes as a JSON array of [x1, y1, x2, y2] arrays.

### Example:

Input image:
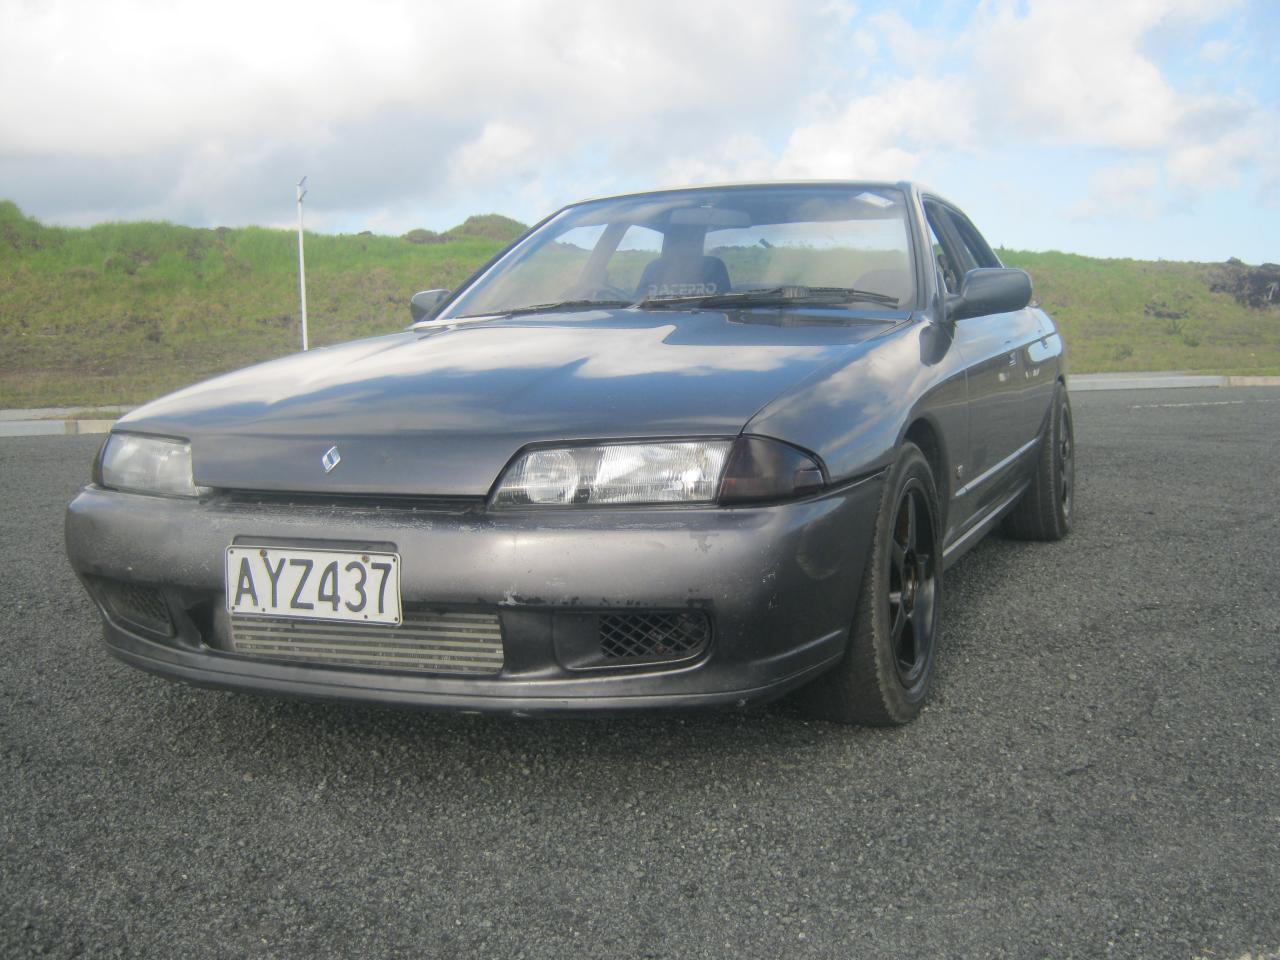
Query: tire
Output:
[[1003, 383, 1075, 541], [800, 442, 942, 726]]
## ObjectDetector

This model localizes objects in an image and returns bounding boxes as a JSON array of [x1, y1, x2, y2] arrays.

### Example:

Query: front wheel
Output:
[[800, 442, 942, 726]]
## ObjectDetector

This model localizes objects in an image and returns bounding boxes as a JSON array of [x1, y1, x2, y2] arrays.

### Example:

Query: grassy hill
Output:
[[997, 249, 1279, 376], [0, 203, 523, 407], [1, 201, 1276, 408]]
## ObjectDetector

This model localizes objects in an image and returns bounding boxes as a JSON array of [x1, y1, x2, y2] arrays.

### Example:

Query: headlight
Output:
[[492, 437, 825, 506], [99, 433, 207, 498]]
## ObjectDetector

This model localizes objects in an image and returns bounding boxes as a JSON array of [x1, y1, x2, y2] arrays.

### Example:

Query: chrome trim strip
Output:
[[953, 435, 1040, 499]]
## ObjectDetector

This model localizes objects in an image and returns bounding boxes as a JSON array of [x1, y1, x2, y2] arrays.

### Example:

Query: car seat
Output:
[[636, 255, 732, 298]]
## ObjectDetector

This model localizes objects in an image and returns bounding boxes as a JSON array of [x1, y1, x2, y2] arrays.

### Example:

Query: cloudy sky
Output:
[[2, 0, 1276, 262]]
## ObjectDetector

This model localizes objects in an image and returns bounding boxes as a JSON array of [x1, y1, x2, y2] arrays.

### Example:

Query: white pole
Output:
[[296, 176, 309, 351]]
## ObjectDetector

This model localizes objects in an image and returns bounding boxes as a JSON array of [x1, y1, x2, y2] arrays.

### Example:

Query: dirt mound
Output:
[[1212, 258, 1280, 309]]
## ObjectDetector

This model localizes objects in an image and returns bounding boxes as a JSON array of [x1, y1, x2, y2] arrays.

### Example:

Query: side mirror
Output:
[[409, 288, 451, 323], [946, 268, 1032, 322]]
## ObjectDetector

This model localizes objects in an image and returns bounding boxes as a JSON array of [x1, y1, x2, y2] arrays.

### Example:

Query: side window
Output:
[[924, 205, 961, 294], [944, 211, 1000, 269]]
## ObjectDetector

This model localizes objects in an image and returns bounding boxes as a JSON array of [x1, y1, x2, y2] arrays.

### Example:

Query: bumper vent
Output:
[[229, 608, 504, 676], [215, 490, 484, 515], [98, 580, 174, 637], [599, 612, 711, 662]]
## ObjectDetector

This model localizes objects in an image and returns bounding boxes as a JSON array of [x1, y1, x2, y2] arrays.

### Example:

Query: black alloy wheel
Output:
[[800, 441, 942, 726], [1057, 401, 1074, 523], [887, 484, 938, 690]]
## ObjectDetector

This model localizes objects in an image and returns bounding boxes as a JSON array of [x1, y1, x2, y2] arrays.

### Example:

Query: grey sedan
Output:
[[65, 181, 1074, 725]]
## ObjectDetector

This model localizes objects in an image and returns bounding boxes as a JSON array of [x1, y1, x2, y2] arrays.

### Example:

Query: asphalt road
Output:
[[2, 387, 1278, 960]]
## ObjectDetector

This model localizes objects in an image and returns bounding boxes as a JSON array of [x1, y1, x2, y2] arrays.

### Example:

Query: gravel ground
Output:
[[2, 387, 1278, 960]]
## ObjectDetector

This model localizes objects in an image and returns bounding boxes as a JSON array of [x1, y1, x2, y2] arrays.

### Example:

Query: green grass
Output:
[[998, 249, 1280, 376], [1, 200, 1276, 408], [0, 203, 519, 407]]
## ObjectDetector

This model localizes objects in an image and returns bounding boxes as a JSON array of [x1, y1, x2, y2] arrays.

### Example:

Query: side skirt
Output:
[[941, 480, 1029, 571]]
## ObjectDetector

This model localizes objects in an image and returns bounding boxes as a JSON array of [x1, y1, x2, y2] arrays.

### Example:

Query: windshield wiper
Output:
[[457, 298, 632, 319], [637, 285, 900, 309], [457, 286, 901, 320]]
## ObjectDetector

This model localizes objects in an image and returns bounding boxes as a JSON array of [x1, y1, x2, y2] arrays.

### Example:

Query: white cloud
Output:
[[775, 75, 971, 180], [660, 133, 778, 188], [868, 9, 948, 65], [966, 0, 1278, 204], [0, 0, 825, 226], [0, 0, 814, 156], [448, 122, 541, 185], [1168, 122, 1276, 190], [663, 0, 1275, 209], [1198, 38, 1240, 63], [0, 2, 421, 155], [969, 0, 1201, 151], [969, 0, 1280, 182], [1070, 160, 1164, 220], [0, 0, 1274, 242], [837, 0, 1277, 217]]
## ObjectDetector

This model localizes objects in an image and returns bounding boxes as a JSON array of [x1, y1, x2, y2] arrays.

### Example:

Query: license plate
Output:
[[225, 545, 402, 625]]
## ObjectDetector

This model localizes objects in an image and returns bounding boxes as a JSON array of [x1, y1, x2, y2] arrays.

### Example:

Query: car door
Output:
[[924, 199, 1046, 520]]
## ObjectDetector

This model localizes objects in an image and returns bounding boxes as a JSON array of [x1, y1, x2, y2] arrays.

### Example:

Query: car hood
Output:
[[117, 309, 895, 496]]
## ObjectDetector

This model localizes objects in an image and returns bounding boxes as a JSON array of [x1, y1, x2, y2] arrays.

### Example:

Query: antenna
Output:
[[296, 176, 309, 351]]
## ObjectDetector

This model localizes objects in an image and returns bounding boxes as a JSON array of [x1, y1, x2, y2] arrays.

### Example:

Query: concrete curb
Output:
[[0, 405, 135, 421], [0, 419, 116, 437], [1223, 375, 1280, 387], [1070, 372, 1280, 392]]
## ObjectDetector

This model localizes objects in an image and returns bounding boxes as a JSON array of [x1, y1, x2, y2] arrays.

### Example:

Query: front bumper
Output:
[[65, 476, 882, 714]]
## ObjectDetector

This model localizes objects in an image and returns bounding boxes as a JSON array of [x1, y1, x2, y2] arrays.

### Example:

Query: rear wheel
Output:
[[1003, 383, 1074, 541], [801, 442, 942, 726]]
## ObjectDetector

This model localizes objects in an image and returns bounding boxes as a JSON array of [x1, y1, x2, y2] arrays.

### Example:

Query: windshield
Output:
[[440, 185, 916, 319]]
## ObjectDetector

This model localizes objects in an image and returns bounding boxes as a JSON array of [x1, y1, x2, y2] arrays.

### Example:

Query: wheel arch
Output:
[[902, 415, 950, 510]]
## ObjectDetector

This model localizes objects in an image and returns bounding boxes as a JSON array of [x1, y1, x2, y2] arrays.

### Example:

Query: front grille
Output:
[[229, 608, 504, 676], [599, 612, 711, 661], [98, 580, 174, 637]]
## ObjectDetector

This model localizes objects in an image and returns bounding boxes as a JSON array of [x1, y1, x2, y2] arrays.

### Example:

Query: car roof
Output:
[[566, 180, 932, 207]]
